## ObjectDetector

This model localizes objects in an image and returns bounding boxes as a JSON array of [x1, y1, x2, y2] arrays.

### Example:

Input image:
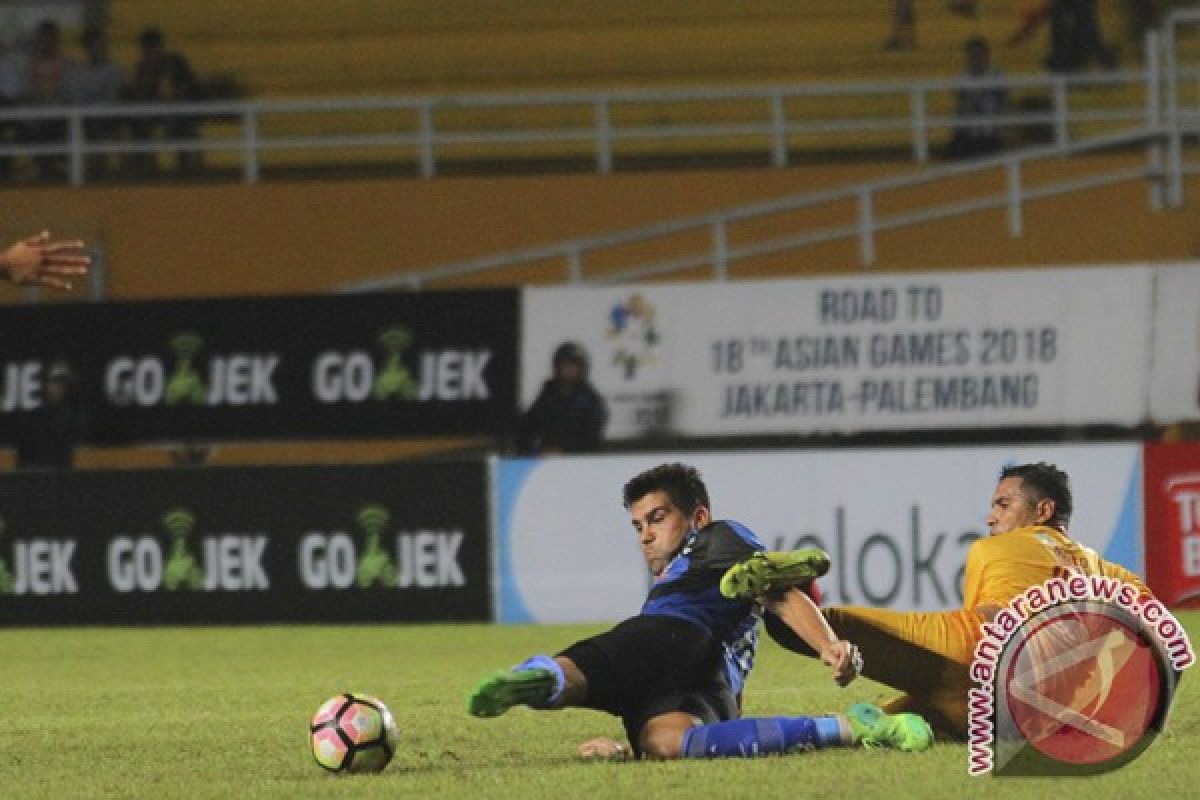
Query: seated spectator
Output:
[[128, 26, 201, 173], [945, 36, 1008, 159], [516, 342, 608, 455], [66, 25, 125, 175], [0, 35, 29, 181], [26, 19, 73, 179]]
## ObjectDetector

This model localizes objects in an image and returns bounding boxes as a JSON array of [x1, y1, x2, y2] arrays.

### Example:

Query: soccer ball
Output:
[[310, 692, 399, 773]]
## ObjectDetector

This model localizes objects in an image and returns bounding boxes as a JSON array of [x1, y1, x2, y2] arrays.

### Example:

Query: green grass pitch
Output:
[[0, 614, 1197, 799]]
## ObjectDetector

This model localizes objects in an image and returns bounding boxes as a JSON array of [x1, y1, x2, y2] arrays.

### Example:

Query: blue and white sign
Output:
[[495, 445, 1143, 622]]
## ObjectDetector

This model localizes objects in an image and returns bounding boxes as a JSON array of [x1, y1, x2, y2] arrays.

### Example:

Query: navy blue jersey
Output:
[[639, 519, 764, 694]]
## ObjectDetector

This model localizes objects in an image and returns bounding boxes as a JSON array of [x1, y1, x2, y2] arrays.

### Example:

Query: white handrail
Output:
[[343, 124, 1184, 291], [341, 17, 1200, 291], [4, 15, 1197, 299], [1, 53, 1194, 185]]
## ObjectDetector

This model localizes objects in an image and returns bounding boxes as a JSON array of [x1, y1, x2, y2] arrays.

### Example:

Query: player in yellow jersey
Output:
[[720, 462, 1155, 740]]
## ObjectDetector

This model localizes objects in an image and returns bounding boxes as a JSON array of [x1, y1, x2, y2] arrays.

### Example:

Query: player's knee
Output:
[[637, 727, 685, 760]]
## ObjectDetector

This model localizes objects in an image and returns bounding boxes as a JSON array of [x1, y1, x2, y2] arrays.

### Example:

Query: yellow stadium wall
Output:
[[4, 154, 1197, 304], [3, 158, 1198, 470]]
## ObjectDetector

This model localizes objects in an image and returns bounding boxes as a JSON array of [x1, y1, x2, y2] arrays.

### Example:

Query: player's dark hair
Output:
[[1000, 462, 1073, 529], [623, 463, 710, 516]]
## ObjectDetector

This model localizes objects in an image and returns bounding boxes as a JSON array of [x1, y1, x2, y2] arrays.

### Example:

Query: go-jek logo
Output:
[[0, 361, 47, 412], [105, 331, 280, 408], [298, 503, 466, 590], [312, 325, 492, 404], [0, 516, 78, 595], [107, 508, 269, 592]]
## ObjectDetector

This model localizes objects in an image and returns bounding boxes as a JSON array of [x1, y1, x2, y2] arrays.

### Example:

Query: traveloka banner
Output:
[[521, 269, 1153, 437], [495, 445, 1143, 623]]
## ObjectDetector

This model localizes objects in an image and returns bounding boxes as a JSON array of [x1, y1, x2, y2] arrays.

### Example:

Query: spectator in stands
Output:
[[0, 34, 29, 181], [1008, 0, 1117, 72], [66, 25, 125, 175], [885, 0, 977, 51], [128, 26, 201, 173], [516, 342, 608, 455], [15, 361, 88, 471], [26, 19, 73, 179], [944, 36, 1008, 159]]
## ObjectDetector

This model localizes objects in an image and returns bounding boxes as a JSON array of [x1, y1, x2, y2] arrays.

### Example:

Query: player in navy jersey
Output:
[[467, 463, 933, 759]]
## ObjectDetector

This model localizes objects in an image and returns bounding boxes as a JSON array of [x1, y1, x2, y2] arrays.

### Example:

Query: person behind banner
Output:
[[723, 462, 1158, 739], [467, 462, 933, 761], [515, 341, 608, 455]]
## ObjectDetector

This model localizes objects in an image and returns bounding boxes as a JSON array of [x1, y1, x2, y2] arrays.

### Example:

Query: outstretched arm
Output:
[[765, 588, 862, 687], [0, 231, 91, 291]]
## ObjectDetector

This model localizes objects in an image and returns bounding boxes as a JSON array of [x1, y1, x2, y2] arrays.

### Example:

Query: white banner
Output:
[[495, 445, 1143, 623], [1150, 263, 1200, 424], [521, 268, 1154, 438]]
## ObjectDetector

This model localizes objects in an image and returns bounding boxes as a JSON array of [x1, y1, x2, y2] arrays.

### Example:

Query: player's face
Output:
[[629, 490, 709, 577], [986, 476, 1051, 535]]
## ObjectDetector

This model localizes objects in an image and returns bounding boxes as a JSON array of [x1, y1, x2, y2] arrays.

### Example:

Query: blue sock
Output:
[[681, 715, 848, 759], [513, 654, 564, 706]]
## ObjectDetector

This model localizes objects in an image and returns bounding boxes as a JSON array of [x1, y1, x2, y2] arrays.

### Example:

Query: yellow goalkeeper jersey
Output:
[[962, 525, 1150, 614]]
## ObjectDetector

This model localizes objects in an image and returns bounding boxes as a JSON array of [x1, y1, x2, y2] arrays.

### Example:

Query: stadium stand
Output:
[[97, 1, 1146, 169], [105, 1, 1127, 92], [3, 3, 1197, 469]]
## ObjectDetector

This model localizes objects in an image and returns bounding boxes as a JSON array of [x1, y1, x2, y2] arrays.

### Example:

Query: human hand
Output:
[[578, 737, 630, 762], [820, 640, 863, 687], [0, 231, 90, 290]]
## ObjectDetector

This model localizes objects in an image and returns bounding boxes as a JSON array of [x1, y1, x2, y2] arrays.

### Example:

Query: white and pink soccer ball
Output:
[[310, 692, 399, 773]]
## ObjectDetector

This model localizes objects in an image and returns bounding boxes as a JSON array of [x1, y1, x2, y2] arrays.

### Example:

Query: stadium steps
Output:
[[102, 0, 1136, 90], [99, 0, 1147, 168]]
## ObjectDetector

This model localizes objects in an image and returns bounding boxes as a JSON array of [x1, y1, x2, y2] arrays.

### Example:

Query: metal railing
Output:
[[343, 125, 1184, 291], [4, 14, 1198, 297], [0, 32, 1193, 186], [341, 15, 1200, 290]]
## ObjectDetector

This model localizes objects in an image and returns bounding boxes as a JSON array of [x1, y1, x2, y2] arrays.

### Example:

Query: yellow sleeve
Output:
[[1102, 560, 1153, 599], [961, 537, 989, 611]]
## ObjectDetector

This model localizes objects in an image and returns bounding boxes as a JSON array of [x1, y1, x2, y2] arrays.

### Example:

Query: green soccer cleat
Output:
[[719, 547, 831, 600], [467, 668, 558, 718], [845, 702, 934, 752]]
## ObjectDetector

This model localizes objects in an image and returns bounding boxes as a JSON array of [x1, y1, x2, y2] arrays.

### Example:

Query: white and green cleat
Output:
[[719, 547, 831, 600]]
